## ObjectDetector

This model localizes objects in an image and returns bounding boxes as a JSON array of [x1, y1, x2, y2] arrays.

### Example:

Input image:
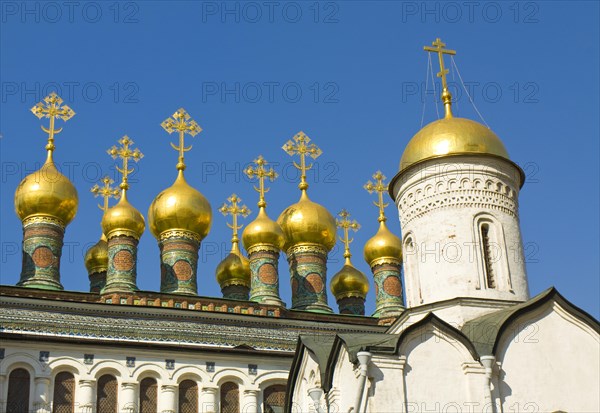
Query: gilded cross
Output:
[[282, 131, 322, 191], [424, 37, 456, 116], [336, 209, 360, 259], [91, 176, 120, 211], [219, 194, 251, 244], [364, 171, 389, 223], [161, 108, 202, 171], [30, 92, 75, 154], [244, 155, 278, 208], [107, 136, 143, 191]]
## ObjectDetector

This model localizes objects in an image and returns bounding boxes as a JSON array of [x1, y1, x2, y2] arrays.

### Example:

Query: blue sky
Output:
[[1, 1, 598, 318]]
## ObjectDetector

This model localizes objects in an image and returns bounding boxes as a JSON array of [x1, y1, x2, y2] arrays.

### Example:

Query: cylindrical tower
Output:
[[242, 156, 286, 306], [101, 136, 145, 294], [148, 109, 211, 295], [389, 39, 529, 307], [216, 194, 251, 300], [277, 132, 336, 313], [14, 93, 78, 291], [363, 171, 404, 318], [330, 210, 369, 315], [85, 235, 108, 293]]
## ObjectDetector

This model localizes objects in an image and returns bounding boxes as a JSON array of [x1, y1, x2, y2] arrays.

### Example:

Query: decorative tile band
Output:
[[18, 221, 65, 291], [89, 271, 106, 294], [159, 236, 200, 295], [103, 235, 139, 293], [222, 284, 250, 301], [249, 248, 284, 306], [287, 244, 332, 313], [337, 296, 365, 315], [372, 262, 405, 317]]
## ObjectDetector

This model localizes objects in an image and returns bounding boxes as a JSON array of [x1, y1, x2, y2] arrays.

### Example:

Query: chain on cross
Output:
[[244, 155, 278, 208], [91, 176, 120, 212], [107, 136, 143, 191], [30, 92, 75, 154], [161, 108, 202, 171], [424, 37, 457, 116], [219, 194, 251, 243], [336, 209, 360, 259], [282, 131, 323, 190], [364, 171, 389, 223]]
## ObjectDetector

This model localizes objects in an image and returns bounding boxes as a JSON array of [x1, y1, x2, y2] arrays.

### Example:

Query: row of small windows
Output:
[[6, 369, 285, 413]]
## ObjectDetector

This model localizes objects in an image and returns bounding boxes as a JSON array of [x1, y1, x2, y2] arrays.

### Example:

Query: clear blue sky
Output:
[[1, 1, 598, 318]]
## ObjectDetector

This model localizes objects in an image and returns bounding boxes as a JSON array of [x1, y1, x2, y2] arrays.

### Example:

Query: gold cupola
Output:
[[86, 176, 120, 276], [330, 210, 369, 301], [85, 234, 108, 274], [148, 109, 212, 241], [363, 171, 402, 266], [216, 195, 252, 292], [101, 136, 145, 240], [242, 156, 284, 251], [15, 93, 78, 226], [397, 38, 523, 186], [277, 132, 336, 252]]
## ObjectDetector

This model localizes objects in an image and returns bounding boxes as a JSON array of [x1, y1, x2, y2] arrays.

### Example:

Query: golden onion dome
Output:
[[330, 259, 370, 300], [277, 190, 336, 252], [84, 234, 108, 274], [147, 170, 212, 240], [15, 154, 78, 225], [399, 117, 510, 172], [242, 207, 284, 251], [215, 243, 251, 288], [101, 192, 145, 240], [364, 220, 402, 266]]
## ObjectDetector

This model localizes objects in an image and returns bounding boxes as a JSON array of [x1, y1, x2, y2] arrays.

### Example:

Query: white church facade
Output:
[[1, 38, 598, 413]]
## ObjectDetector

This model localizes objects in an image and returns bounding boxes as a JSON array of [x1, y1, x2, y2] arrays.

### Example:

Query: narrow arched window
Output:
[[96, 374, 118, 413], [263, 384, 286, 413], [52, 371, 75, 413], [178, 380, 198, 413], [220, 382, 239, 413], [7, 368, 30, 413], [480, 223, 497, 288], [140, 378, 158, 413], [404, 235, 422, 306]]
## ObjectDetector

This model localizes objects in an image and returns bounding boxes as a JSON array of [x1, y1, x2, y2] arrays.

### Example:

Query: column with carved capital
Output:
[[160, 384, 178, 413], [77, 379, 96, 413], [33, 377, 51, 413], [121, 382, 138, 413], [242, 387, 260, 413], [200, 385, 218, 413]]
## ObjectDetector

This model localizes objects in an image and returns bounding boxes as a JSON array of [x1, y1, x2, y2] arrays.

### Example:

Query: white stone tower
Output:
[[389, 39, 529, 308]]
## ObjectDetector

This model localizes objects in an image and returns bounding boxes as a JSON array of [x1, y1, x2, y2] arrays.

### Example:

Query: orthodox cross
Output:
[[336, 209, 360, 260], [91, 176, 120, 211], [30, 92, 75, 154], [282, 131, 322, 191], [364, 171, 389, 223], [219, 194, 251, 244], [244, 155, 278, 208], [107, 136, 143, 191], [424, 37, 456, 115], [160, 108, 202, 171]]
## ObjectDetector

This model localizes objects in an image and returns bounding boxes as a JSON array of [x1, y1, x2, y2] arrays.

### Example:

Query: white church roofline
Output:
[[461, 286, 600, 356]]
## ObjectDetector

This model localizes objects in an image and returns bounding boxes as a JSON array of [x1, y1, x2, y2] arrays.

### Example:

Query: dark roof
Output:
[[462, 287, 600, 355]]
